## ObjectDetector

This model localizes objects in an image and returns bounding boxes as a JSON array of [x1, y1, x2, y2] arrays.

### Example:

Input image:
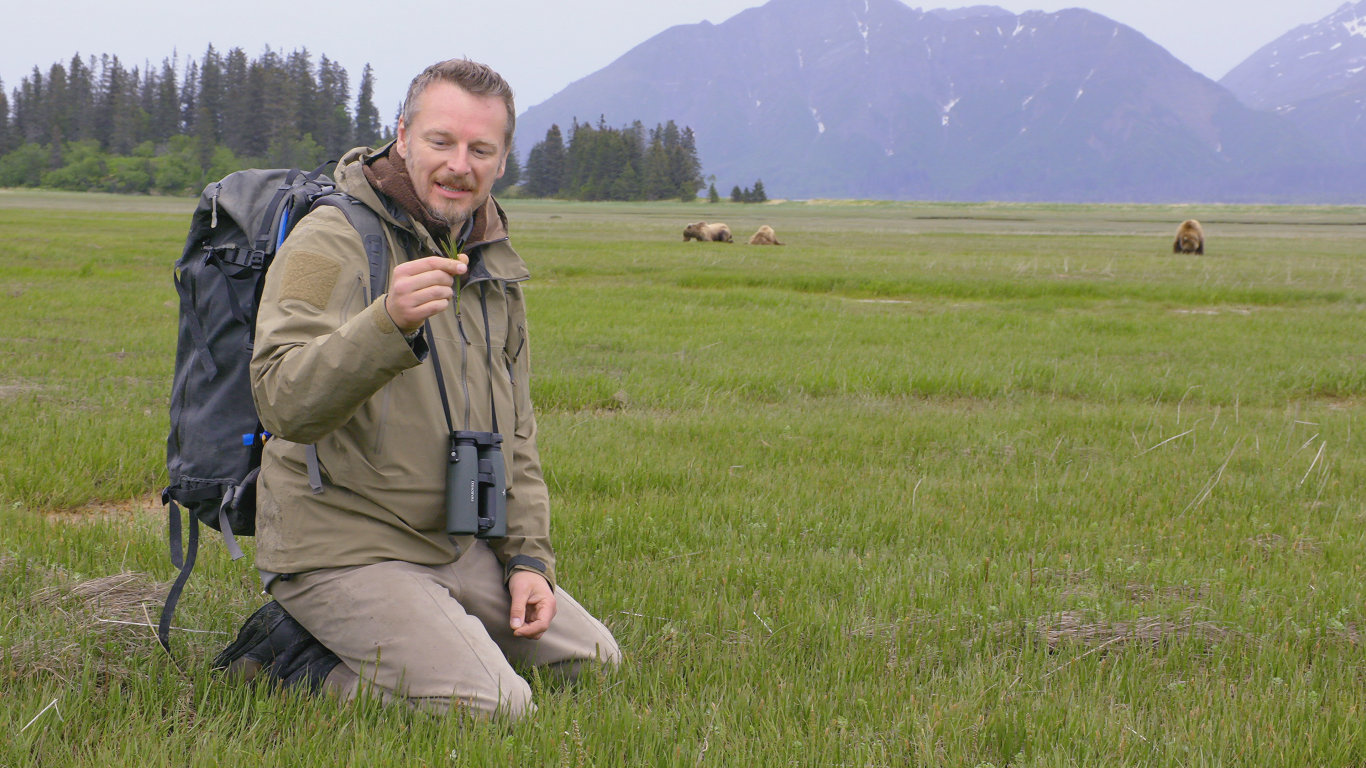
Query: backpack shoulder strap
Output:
[[309, 193, 390, 301], [298, 193, 392, 498]]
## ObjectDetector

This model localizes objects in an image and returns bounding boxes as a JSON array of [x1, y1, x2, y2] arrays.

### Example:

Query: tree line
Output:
[[0, 47, 390, 194], [523, 118, 705, 202], [0, 48, 769, 202]]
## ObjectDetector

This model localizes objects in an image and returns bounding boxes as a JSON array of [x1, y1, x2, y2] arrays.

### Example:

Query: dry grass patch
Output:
[[5, 558, 169, 687], [1245, 533, 1321, 557], [1028, 609, 1230, 652], [1123, 582, 1212, 603], [0, 382, 44, 399], [1170, 307, 1253, 316]]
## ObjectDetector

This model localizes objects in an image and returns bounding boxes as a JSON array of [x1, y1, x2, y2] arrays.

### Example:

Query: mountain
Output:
[[514, 0, 1354, 203], [1220, 0, 1366, 164], [513, 0, 1355, 202]]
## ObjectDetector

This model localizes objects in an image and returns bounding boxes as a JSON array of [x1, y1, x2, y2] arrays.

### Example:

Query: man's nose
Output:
[[446, 147, 472, 176]]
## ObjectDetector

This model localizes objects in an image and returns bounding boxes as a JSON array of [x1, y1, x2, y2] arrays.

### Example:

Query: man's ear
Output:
[[395, 119, 409, 159]]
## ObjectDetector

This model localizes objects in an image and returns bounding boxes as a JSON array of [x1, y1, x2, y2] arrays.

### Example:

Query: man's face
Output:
[[395, 81, 508, 230]]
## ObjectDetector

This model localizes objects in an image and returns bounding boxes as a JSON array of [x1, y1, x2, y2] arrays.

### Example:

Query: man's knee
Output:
[[600, 636, 623, 668], [497, 680, 536, 721], [463, 676, 535, 721], [464, 671, 535, 721], [379, 675, 535, 721]]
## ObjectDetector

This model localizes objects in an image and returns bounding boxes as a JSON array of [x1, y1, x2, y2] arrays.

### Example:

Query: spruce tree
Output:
[[67, 55, 97, 143], [673, 125, 703, 201], [105, 58, 145, 155], [493, 140, 520, 194], [220, 48, 253, 156], [0, 83, 10, 154], [272, 49, 309, 155], [195, 46, 224, 146], [524, 123, 565, 197], [317, 55, 353, 158], [10, 70, 35, 147], [355, 64, 382, 147], [17, 67, 47, 146], [44, 62, 69, 153], [642, 124, 671, 200], [179, 60, 199, 139], [153, 57, 181, 142]]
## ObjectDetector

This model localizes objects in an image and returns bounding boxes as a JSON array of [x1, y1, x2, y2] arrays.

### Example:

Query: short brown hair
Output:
[[400, 59, 516, 147]]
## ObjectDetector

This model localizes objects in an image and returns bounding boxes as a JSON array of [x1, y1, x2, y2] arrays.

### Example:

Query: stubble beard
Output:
[[431, 187, 490, 233], [428, 202, 470, 232]]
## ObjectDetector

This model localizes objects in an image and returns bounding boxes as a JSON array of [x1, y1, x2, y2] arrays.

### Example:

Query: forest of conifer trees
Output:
[[522, 117, 706, 202], [0, 47, 389, 195], [0, 48, 741, 200]]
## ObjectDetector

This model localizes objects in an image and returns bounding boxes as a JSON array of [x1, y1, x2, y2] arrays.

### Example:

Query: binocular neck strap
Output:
[[479, 282, 499, 436], [425, 280, 500, 435], [425, 318, 456, 436]]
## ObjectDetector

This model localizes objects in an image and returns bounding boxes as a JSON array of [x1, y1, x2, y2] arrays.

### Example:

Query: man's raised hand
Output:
[[384, 254, 469, 333]]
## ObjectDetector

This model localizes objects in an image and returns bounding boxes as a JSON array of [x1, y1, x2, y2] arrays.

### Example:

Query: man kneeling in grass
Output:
[[214, 58, 619, 720]]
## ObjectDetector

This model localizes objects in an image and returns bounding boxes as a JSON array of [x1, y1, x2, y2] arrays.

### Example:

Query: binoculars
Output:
[[445, 430, 507, 538]]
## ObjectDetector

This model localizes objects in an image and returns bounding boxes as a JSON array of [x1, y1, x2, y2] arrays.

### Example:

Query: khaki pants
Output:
[[269, 540, 620, 719]]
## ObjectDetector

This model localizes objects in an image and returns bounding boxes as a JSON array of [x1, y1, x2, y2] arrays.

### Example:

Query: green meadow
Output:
[[2, 188, 1365, 766]]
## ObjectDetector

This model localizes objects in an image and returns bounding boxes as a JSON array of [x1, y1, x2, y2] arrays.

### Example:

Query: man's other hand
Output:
[[508, 570, 556, 639]]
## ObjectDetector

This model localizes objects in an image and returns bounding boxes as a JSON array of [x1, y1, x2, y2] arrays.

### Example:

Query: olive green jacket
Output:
[[250, 144, 555, 587]]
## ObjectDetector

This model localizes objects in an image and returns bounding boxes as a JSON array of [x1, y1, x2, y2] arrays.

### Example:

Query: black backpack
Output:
[[160, 164, 390, 653]]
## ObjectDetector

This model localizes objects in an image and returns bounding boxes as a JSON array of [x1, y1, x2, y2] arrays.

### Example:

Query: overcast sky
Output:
[[3, 0, 1351, 123]]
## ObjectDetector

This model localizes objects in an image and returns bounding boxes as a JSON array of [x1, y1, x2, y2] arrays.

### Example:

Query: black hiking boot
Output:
[[267, 635, 343, 695], [212, 600, 324, 684]]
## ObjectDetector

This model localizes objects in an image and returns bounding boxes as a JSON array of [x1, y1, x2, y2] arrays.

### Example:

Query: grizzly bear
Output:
[[748, 225, 783, 245], [683, 221, 733, 243], [1173, 219, 1204, 254]]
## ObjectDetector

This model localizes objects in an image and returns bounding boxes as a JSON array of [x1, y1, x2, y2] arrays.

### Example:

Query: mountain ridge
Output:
[[515, 0, 1361, 202], [1220, 0, 1366, 166]]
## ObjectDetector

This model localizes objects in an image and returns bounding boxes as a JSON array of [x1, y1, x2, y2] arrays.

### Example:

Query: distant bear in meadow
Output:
[[748, 225, 783, 245], [1173, 219, 1204, 254], [683, 221, 733, 243]]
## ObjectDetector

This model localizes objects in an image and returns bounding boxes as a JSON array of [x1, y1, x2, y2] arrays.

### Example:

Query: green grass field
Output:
[[2, 189, 1366, 766]]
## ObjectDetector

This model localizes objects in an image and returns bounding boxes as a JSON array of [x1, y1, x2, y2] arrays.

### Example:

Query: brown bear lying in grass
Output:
[[748, 225, 783, 245], [683, 221, 733, 242]]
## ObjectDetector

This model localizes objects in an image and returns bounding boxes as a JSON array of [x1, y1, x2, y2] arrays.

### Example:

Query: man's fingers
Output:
[[394, 272, 456, 299], [393, 260, 461, 285], [509, 581, 529, 631], [513, 605, 549, 638], [385, 254, 471, 332], [512, 588, 555, 639], [395, 254, 468, 279]]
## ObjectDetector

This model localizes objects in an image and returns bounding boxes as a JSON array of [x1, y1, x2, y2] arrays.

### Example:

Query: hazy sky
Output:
[[3, 0, 1351, 122]]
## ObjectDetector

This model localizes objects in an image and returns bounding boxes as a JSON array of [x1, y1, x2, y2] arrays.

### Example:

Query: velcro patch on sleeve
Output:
[[278, 251, 342, 310]]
